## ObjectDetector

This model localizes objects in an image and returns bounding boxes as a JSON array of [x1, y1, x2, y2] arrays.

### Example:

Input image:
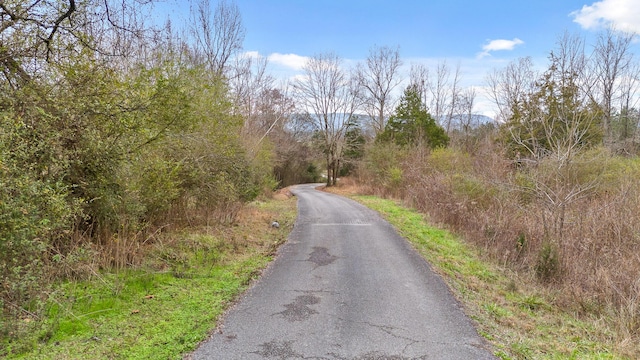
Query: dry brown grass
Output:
[[272, 187, 294, 201], [325, 177, 366, 196], [352, 143, 640, 357], [45, 189, 297, 284]]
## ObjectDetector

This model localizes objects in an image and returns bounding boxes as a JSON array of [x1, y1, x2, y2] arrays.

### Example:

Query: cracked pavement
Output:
[[187, 184, 496, 359]]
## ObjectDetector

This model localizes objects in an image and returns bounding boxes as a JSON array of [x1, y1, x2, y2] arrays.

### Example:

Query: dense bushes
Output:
[[0, 126, 77, 311], [0, 56, 279, 338]]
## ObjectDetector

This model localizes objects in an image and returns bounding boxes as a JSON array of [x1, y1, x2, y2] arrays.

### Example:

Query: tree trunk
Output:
[[326, 158, 331, 186]]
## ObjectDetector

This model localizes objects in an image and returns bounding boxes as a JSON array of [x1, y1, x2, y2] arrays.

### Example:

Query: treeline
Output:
[[0, 0, 319, 334]]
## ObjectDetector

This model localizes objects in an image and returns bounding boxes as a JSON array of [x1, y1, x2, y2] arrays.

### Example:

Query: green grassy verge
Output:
[[354, 195, 624, 360], [3, 197, 297, 360]]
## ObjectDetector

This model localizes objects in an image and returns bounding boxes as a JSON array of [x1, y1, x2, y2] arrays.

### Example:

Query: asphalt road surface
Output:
[[188, 184, 496, 359]]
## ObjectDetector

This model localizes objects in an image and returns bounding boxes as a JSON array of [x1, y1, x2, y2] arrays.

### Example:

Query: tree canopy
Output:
[[501, 51, 603, 160], [377, 85, 449, 149]]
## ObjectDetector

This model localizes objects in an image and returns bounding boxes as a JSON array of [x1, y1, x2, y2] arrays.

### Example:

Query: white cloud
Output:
[[477, 38, 524, 58], [483, 38, 525, 52], [267, 53, 309, 70], [571, 0, 640, 33]]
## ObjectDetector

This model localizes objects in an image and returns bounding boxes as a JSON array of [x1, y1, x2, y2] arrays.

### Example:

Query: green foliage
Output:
[[428, 148, 472, 174], [513, 171, 536, 205], [130, 152, 182, 222], [0, 111, 78, 314], [451, 174, 494, 207], [341, 117, 366, 176], [574, 146, 640, 194], [0, 0, 286, 353], [386, 166, 404, 191], [611, 108, 640, 143], [500, 56, 603, 160], [378, 85, 449, 149], [305, 164, 322, 183], [535, 242, 560, 283], [344, 120, 366, 159], [0, 56, 279, 336], [424, 148, 498, 209], [362, 141, 408, 191]]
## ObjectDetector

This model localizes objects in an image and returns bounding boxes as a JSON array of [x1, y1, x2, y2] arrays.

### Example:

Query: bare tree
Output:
[[0, 0, 76, 70], [504, 48, 602, 254], [457, 87, 477, 151], [429, 61, 451, 126], [589, 28, 635, 144], [615, 60, 640, 149], [412, 61, 464, 134], [190, 0, 245, 75], [257, 86, 314, 185], [486, 57, 537, 123], [294, 53, 359, 186], [443, 63, 462, 134], [409, 63, 430, 107], [0, 0, 155, 88], [255, 85, 296, 142], [354, 45, 402, 135], [228, 54, 272, 119], [554, 32, 587, 79]]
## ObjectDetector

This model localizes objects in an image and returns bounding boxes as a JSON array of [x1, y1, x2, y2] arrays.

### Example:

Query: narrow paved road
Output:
[[189, 184, 495, 359]]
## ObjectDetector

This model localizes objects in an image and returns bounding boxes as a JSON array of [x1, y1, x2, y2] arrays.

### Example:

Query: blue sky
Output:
[[237, 0, 585, 58], [156, 0, 640, 117]]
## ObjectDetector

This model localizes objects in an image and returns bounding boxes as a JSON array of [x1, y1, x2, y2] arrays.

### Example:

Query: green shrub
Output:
[[513, 171, 536, 205], [535, 242, 560, 282], [0, 112, 77, 329], [136, 155, 182, 222], [387, 166, 404, 190], [428, 148, 472, 174], [451, 174, 495, 208], [362, 142, 408, 189], [305, 163, 322, 183]]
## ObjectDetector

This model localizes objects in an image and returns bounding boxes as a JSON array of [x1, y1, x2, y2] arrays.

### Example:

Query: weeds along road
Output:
[[188, 184, 496, 359]]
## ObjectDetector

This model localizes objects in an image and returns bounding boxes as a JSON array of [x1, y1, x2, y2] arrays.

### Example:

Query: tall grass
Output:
[[359, 142, 640, 355]]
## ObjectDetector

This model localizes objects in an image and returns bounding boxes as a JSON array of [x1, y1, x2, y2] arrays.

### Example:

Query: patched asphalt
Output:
[[187, 183, 496, 359]]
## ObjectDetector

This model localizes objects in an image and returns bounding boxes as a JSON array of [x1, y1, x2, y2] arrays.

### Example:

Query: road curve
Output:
[[188, 184, 495, 359]]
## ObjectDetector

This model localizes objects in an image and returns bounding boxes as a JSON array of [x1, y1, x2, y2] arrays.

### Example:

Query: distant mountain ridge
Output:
[[290, 113, 496, 135], [437, 114, 495, 129]]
